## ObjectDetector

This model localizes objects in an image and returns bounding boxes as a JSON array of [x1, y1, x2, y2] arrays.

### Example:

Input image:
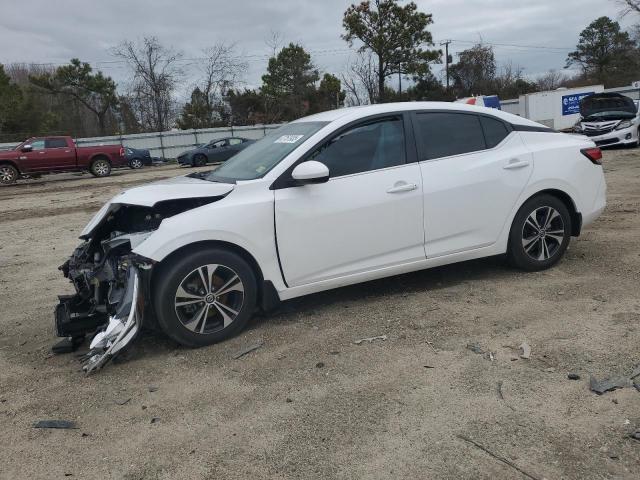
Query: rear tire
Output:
[[193, 154, 207, 167], [507, 194, 572, 271], [90, 158, 112, 177], [0, 164, 18, 185], [153, 248, 257, 347]]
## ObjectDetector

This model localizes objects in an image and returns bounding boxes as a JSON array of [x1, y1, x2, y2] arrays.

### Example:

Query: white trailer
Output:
[[518, 85, 605, 131]]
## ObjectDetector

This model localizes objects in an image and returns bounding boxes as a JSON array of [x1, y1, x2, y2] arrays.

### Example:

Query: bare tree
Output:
[[536, 70, 567, 91], [341, 52, 379, 106], [200, 43, 247, 121], [265, 30, 284, 58], [617, 0, 640, 15], [112, 37, 183, 131]]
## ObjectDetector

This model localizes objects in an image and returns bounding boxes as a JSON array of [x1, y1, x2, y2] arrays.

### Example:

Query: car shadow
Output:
[[125, 255, 517, 362]]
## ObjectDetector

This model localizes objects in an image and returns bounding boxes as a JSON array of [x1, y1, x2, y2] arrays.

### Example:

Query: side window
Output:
[[45, 138, 67, 149], [228, 138, 242, 145], [210, 140, 226, 149], [311, 117, 406, 178], [29, 140, 45, 151], [480, 116, 510, 148], [413, 112, 486, 160]]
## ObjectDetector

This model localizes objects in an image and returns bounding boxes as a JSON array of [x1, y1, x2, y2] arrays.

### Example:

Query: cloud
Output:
[[0, 0, 634, 94]]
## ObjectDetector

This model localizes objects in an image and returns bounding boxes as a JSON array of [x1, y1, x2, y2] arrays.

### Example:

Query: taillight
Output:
[[119, 147, 125, 157], [581, 147, 602, 165]]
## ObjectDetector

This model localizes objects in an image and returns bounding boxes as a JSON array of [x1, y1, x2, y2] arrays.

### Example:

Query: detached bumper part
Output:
[[82, 267, 142, 373]]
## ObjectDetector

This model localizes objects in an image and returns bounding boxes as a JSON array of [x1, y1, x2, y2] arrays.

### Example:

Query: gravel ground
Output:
[[0, 152, 639, 480]]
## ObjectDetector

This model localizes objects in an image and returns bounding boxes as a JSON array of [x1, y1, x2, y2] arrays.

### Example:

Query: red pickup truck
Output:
[[0, 136, 126, 185]]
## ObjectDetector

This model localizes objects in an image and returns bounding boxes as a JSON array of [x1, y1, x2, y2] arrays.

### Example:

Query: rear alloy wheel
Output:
[[90, 158, 112, 177], [508, 194, 571, 271], [129, 158, 143, 169], [193, 154, 207, 167], [0, 164, 18, 185], [153, 248, 257, 347]]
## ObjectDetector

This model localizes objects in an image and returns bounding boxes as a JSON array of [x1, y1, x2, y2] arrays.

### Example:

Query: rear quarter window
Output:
[[480, 116, 510, 148]]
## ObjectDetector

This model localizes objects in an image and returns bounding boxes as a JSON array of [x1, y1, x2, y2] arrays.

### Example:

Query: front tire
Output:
[[153, 248, 257, 347], [90, 158, 112, 177], [507, 194, 572, 271], [193, 154, 207, 167], [0, 164, 19, 185]]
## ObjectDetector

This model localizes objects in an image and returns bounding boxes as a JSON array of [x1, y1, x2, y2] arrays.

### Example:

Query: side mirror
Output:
[[291, 161, 329, 185], [21, 144, 33, 152]]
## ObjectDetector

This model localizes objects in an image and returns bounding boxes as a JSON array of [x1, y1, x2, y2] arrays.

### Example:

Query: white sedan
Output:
[[54, 102, 607, 372]]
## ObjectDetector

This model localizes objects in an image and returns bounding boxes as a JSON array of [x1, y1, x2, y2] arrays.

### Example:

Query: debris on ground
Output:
[[567, 373, 581, 380], [150, 417, 160, 424], [232, 341, 264, 359], [33, 420, 77, 429], [519, 341, 531, 359], [148, 386, 158, 392], [114, 397, 131, 406], [457, 434, 541, 480], [354, 335, 387, 345], [51, 336, 85, 354], [630, 431, 640, 441], [315, 362, 325, 368], [466, 343, 484, 354], [589, 375, 629, 395]]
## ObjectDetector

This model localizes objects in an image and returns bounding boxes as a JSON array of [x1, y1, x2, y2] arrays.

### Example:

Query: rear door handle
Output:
[[503, 159, 530, 170], [387, 182, 417, 194]]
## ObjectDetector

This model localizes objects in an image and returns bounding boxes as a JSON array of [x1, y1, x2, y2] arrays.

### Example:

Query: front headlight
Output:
[[573, 122, 583, 133], [615, 120, 633, 130]]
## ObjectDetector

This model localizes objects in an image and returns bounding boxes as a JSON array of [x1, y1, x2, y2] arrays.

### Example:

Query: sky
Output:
[[0, 0, 632, 99]]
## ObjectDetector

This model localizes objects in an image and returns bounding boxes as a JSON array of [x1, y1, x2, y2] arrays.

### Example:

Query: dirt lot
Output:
[[0, 153, 639, 480]]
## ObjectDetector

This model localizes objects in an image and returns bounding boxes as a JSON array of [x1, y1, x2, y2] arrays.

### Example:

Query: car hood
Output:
[[0, 149, 18, 160], [580, 93, 636, 119], [80, 176, 234, 237]]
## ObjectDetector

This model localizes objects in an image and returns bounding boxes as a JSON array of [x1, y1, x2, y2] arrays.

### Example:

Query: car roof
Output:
[[294, 101, 544, 128]]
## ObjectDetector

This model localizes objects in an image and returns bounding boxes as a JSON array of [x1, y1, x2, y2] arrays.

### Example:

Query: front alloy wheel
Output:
[[174, 264, 245, 334], [153, 248, 257, 347], [0, 165, 18, 185], [508, 194, 571, 271]]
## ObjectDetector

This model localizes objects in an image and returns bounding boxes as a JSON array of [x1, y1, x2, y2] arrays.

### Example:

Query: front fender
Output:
[[131, 189, 286, 291]]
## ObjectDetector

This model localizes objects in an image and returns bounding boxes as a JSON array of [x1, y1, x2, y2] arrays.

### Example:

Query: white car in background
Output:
[[575, 93, 640, 147], [54, 102, 607, 372]]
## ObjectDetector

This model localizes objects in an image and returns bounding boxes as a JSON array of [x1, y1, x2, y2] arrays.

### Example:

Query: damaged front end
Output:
[[55, 197, 221, 373]]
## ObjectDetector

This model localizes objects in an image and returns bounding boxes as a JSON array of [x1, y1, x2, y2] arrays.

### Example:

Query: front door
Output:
[[274, 115, 425, 287], [19, 139, 47, 172]]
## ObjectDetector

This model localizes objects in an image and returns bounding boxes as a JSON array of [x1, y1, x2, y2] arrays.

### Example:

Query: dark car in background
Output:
[[177, 137, 254, 166], [125, 147, 153, 169]]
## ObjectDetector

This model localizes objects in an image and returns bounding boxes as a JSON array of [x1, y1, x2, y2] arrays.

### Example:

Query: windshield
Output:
[[204, 122, 328, 182]]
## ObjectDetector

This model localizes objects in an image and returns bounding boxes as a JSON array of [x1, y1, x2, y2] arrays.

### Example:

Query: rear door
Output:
[[207, 139, 230, 162], [226, 138, 244, 159], [44, 138, 76, 169], [413, 111, 533, 257], [274, 114, 425, 287]]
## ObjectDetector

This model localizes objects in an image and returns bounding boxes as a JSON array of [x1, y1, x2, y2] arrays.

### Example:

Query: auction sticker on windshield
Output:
[[274, 135, 304, 144]]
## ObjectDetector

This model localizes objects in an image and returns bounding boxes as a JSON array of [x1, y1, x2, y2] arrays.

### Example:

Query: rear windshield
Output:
[[204, 122, 328, 182]]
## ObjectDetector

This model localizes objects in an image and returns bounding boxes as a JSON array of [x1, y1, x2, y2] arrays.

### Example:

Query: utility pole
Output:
[[440, 40, 452, 90]]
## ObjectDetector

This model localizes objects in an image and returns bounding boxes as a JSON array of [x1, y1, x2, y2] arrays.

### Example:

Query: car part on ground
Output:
[[54, 102, 607, 373]]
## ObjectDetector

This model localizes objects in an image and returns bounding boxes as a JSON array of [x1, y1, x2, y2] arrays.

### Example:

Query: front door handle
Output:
[[503, 159, 530, 170], [387, 182, 417, 194]]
